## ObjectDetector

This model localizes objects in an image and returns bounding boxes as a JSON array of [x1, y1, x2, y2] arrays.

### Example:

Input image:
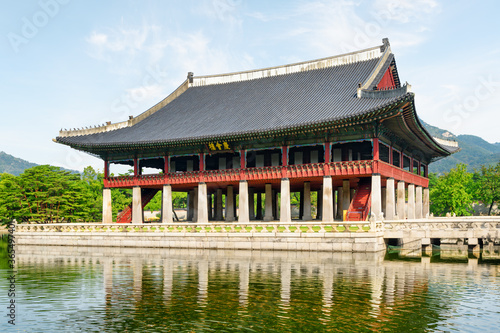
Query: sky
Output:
[[1, 0, 499, 173]]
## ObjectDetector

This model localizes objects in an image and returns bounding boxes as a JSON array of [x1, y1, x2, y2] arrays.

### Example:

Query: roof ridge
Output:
[[191, 44, 384, 87]]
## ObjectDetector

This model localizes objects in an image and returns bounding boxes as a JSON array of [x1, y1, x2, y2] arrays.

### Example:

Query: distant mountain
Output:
[[0, 151, 79, 176], [421, 121, 500, 174], [0, 151, 39, 176]]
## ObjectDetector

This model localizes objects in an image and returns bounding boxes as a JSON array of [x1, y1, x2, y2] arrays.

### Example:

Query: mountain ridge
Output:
[[0, 151, 79, 176]]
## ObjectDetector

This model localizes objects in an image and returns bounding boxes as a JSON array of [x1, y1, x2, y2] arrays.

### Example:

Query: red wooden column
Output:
[[409, 157, 414, 173], [389, 146, 393, 165], [164, 155, 169, 174], [133, 158, 139, 176], [373, 138, 380, 160], [199, 153, 205, 171], [324, 142, 331, 163], [282, 145, 288, 166], [240, 149, 246, 169], [104, 160, 110, 178], [400, 153, 404, 170]]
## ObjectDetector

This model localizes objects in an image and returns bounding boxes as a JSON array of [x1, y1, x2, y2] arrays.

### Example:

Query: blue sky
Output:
[[1, 0, 499, 172]]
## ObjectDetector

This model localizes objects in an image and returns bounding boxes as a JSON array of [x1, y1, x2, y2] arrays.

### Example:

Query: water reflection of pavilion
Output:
[[17, 246, 500, 331]]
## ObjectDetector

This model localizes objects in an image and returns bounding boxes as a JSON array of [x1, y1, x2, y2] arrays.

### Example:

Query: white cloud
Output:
[[373, 0, 440, 23]]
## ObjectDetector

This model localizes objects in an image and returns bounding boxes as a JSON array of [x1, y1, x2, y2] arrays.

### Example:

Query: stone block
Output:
[[317, 242, 333, 252], [421, 238, 431, 245], [273, 242, 288, 251], [341, 242, 353, 252], [353, 243, 367, 252], [468, 238, 478, 245]]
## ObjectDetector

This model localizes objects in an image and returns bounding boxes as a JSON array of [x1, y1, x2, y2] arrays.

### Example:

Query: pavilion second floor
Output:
[[104, 138, 430, 189]]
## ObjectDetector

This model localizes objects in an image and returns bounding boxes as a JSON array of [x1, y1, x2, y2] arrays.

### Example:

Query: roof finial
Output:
[[187, 72, 194, 83], [381, 38, 390, 52]]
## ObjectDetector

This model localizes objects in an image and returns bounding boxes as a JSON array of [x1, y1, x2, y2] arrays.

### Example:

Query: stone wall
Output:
[[16, 231, 385, 253]]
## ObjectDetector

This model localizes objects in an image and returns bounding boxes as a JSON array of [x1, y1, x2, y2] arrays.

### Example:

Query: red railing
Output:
[[103, 160, 428, 188]]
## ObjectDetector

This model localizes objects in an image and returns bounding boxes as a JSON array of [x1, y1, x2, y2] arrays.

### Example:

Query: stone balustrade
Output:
[[15, 221, 378, 234]]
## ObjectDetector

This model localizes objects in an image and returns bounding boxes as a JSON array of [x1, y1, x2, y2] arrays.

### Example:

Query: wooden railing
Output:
[[104, 161, 376, 187], [104, 160, 429, 188]]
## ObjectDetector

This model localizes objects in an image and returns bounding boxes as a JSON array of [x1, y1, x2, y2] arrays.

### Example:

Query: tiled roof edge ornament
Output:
[[357, 38, 393, 97], [190, 45, 383, 87], [358, 82, 412, 99]]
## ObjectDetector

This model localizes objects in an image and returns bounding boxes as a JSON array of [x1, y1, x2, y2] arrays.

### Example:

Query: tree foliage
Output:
[[0, 165, 132, 223], [472, 162, 500, 215], [429, 163, 474, 216]]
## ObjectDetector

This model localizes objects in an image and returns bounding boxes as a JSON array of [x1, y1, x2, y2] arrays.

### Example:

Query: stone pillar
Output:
[[197, 183, 208, 223], [187, 190, 194, 221], [215, 189, 223, 220], [371, 174, 382, 220], [192, 187, 198, 222], [385, 178, 395, 220], [274, 190, 280, 220], [415, 186, 423, 219], [316, 187, 323, 220], [249, 187, 255, 220], [381, 187, 387, 216], [238, 180, 250, 222], [256, 192, 263, 220], [132, 186, 143, 224], [336, 187, 343, 220], [280, 178, 291, 222], [302, 182, 312, 221], [397, 181, 406, 219], [322, 176, 334, 222], [263, 184, 273, 221], [299, 190, 304, 220], [161, 184, 173, 223], [407, 184, 415, 219], [225, 185, 235, 222], [423, 187, 430, 218], [102, 188, 112, 224], [208, 192, 213, 220], [342, 180, 350, 220]]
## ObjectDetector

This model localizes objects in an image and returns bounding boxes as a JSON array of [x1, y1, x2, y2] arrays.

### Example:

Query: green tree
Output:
[[0, 173, 24, 224], [473, 162, 500, 215], [430, 163, 474, 216]]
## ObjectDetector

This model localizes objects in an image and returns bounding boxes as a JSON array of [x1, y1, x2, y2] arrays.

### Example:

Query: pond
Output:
[[1, 236, 499, 332]]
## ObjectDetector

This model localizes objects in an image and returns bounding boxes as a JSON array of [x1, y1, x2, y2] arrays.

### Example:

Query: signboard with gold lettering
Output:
[[207, 141, 231, 151]]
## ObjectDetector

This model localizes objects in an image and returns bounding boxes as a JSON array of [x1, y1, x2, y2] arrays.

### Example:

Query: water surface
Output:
[[1, 239, 499, 332]]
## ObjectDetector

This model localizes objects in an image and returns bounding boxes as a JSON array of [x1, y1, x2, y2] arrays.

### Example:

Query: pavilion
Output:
[[56, 38, 458, 224]]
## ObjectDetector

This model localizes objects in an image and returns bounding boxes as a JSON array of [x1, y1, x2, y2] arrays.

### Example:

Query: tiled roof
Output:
[[58, 55, 406, 147]]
